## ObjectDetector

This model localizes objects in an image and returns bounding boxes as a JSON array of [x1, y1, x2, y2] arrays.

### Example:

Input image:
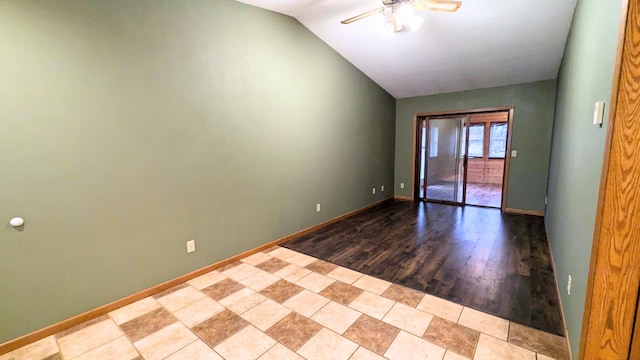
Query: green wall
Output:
[[0, 0, 395, 343], [395, 80, 557, 212], [546, 0, 623, 356]]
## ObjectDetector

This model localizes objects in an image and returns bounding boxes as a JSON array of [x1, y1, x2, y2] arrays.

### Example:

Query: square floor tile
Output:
[[381, 284, 425, 308], [305, 260, 339, 275], [72, 336, 139, 360], [165, 340, 222, 360], [188, 271, 227, 290], [349, 346, 387, 360], [268, 247, 300, 261], [133, 322, 197, 360], [344, 315, 399, 355], [311, 301, 362, 334], [109, 297, 161, 325], [319, 281, 364, 305], [219, 287, 268, 315], [57, 318, 123, 359], [222, 263, 265, 282], [423, 316, 479, 358], [54, 315, 110, 340], [0, 336, 59, 360], [457, 307, 509, 340], [241, 299, 292, 331], [284, 289, 331, 317], [218, 261, 243, 272], [202, 278, 245, 301], [349, 292, 395, 320], [297, 328, 359, 360], [537, 354, 556, 360], [260, 279, 305, 303], [157, 285, 206, 313], [382, 302, 434, 337], [327, 267, 363, 284], [258, 343, 305, 360], [214, 325, 276, 360], [416, 294, 463, 323], [285, 252, 318, 267], [242, 252, 273, 266], [173, 296, 225, 327], [152, 284, 189, 300], [384, 331, 446, 360], [296, 272, 336, 293], [266, 312, 323, 351], [474, 334, 536, 360], [275, 264, 313, 283], [508, 322, 568, 360], [257, 257, 292, 273], [352, 275, 391, 295], [239, 270, 281, 291], [444, 350, 469, 360], [119, 308, 177, 342], [192, 309, 249, 347]]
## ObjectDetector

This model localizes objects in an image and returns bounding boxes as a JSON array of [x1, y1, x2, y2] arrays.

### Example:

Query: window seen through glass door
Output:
[[489, 123, 508, 158], [468, 124, 484, 157]]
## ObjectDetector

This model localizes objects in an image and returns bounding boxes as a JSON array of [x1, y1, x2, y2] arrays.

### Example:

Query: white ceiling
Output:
[[235, 0, 577, 99]]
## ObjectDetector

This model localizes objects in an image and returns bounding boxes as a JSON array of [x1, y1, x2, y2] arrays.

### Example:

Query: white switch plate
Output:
[[372, 188, 376, 195], [511, 150, 518, 157], [187, 240, 196, 253], [567, 275, 572, 295], [316, 204, 321, 212], [593, 100, 605, 125], [381, 185, 385, 192], [400, 183, 405, 189]]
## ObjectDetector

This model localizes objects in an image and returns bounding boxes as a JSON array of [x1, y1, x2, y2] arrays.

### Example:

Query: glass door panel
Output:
[[425, 117, 466, 204]]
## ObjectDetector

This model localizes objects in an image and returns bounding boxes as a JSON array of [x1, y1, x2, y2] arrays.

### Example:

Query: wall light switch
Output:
[[511, 150, 518, 158], [593, 100, 605, 125], [372, 188, 376, 195], [400, 183, 405, 189], [316, 204, 321, 212], [381, 185, 385, 192]]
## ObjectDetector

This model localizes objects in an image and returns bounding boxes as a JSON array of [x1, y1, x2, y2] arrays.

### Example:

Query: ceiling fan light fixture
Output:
[[395, 3, 422, 32]]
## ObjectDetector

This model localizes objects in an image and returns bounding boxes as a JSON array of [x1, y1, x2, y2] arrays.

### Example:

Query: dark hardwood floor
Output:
[[282, 200, 564, 336]]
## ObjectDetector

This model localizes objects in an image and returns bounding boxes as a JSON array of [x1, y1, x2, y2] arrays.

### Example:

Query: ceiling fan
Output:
[[341, 0, 462, 32]]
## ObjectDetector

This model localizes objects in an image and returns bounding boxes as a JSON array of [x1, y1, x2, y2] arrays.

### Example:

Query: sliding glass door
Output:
[[416, 110, 512, 210], [418, 117, 467, 204]]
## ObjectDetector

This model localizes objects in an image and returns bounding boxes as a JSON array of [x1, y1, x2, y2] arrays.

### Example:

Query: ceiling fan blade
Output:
[[413, 0, 462, 12], [341, 7, 385, 24]]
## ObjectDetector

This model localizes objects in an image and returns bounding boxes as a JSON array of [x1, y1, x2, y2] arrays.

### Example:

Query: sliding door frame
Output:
[[414, 115, 470, 205], [411, 106, 514, 212]]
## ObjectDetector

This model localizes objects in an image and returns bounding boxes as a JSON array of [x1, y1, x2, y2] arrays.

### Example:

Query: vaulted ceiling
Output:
[[235, 0, 577, 99]]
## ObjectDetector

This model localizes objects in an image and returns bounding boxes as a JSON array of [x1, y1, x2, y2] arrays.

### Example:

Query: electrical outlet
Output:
[[381, 185, 385, 192], [372, 188, 376, 195], [511, 150, 518, 157], [187, 240, 196, 253], [545, 196, 548, 205], [400, 183, 405, 189], [316, 203, 321, 212], [567, 275, 572, 295]]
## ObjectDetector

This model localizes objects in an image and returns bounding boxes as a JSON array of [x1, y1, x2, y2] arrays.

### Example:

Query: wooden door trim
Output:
[[579, 0, 638, 358], [415, 106, 514, 118]]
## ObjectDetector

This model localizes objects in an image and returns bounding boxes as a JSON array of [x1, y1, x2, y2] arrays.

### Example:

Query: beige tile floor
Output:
[[0, 247, 569, 360]]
